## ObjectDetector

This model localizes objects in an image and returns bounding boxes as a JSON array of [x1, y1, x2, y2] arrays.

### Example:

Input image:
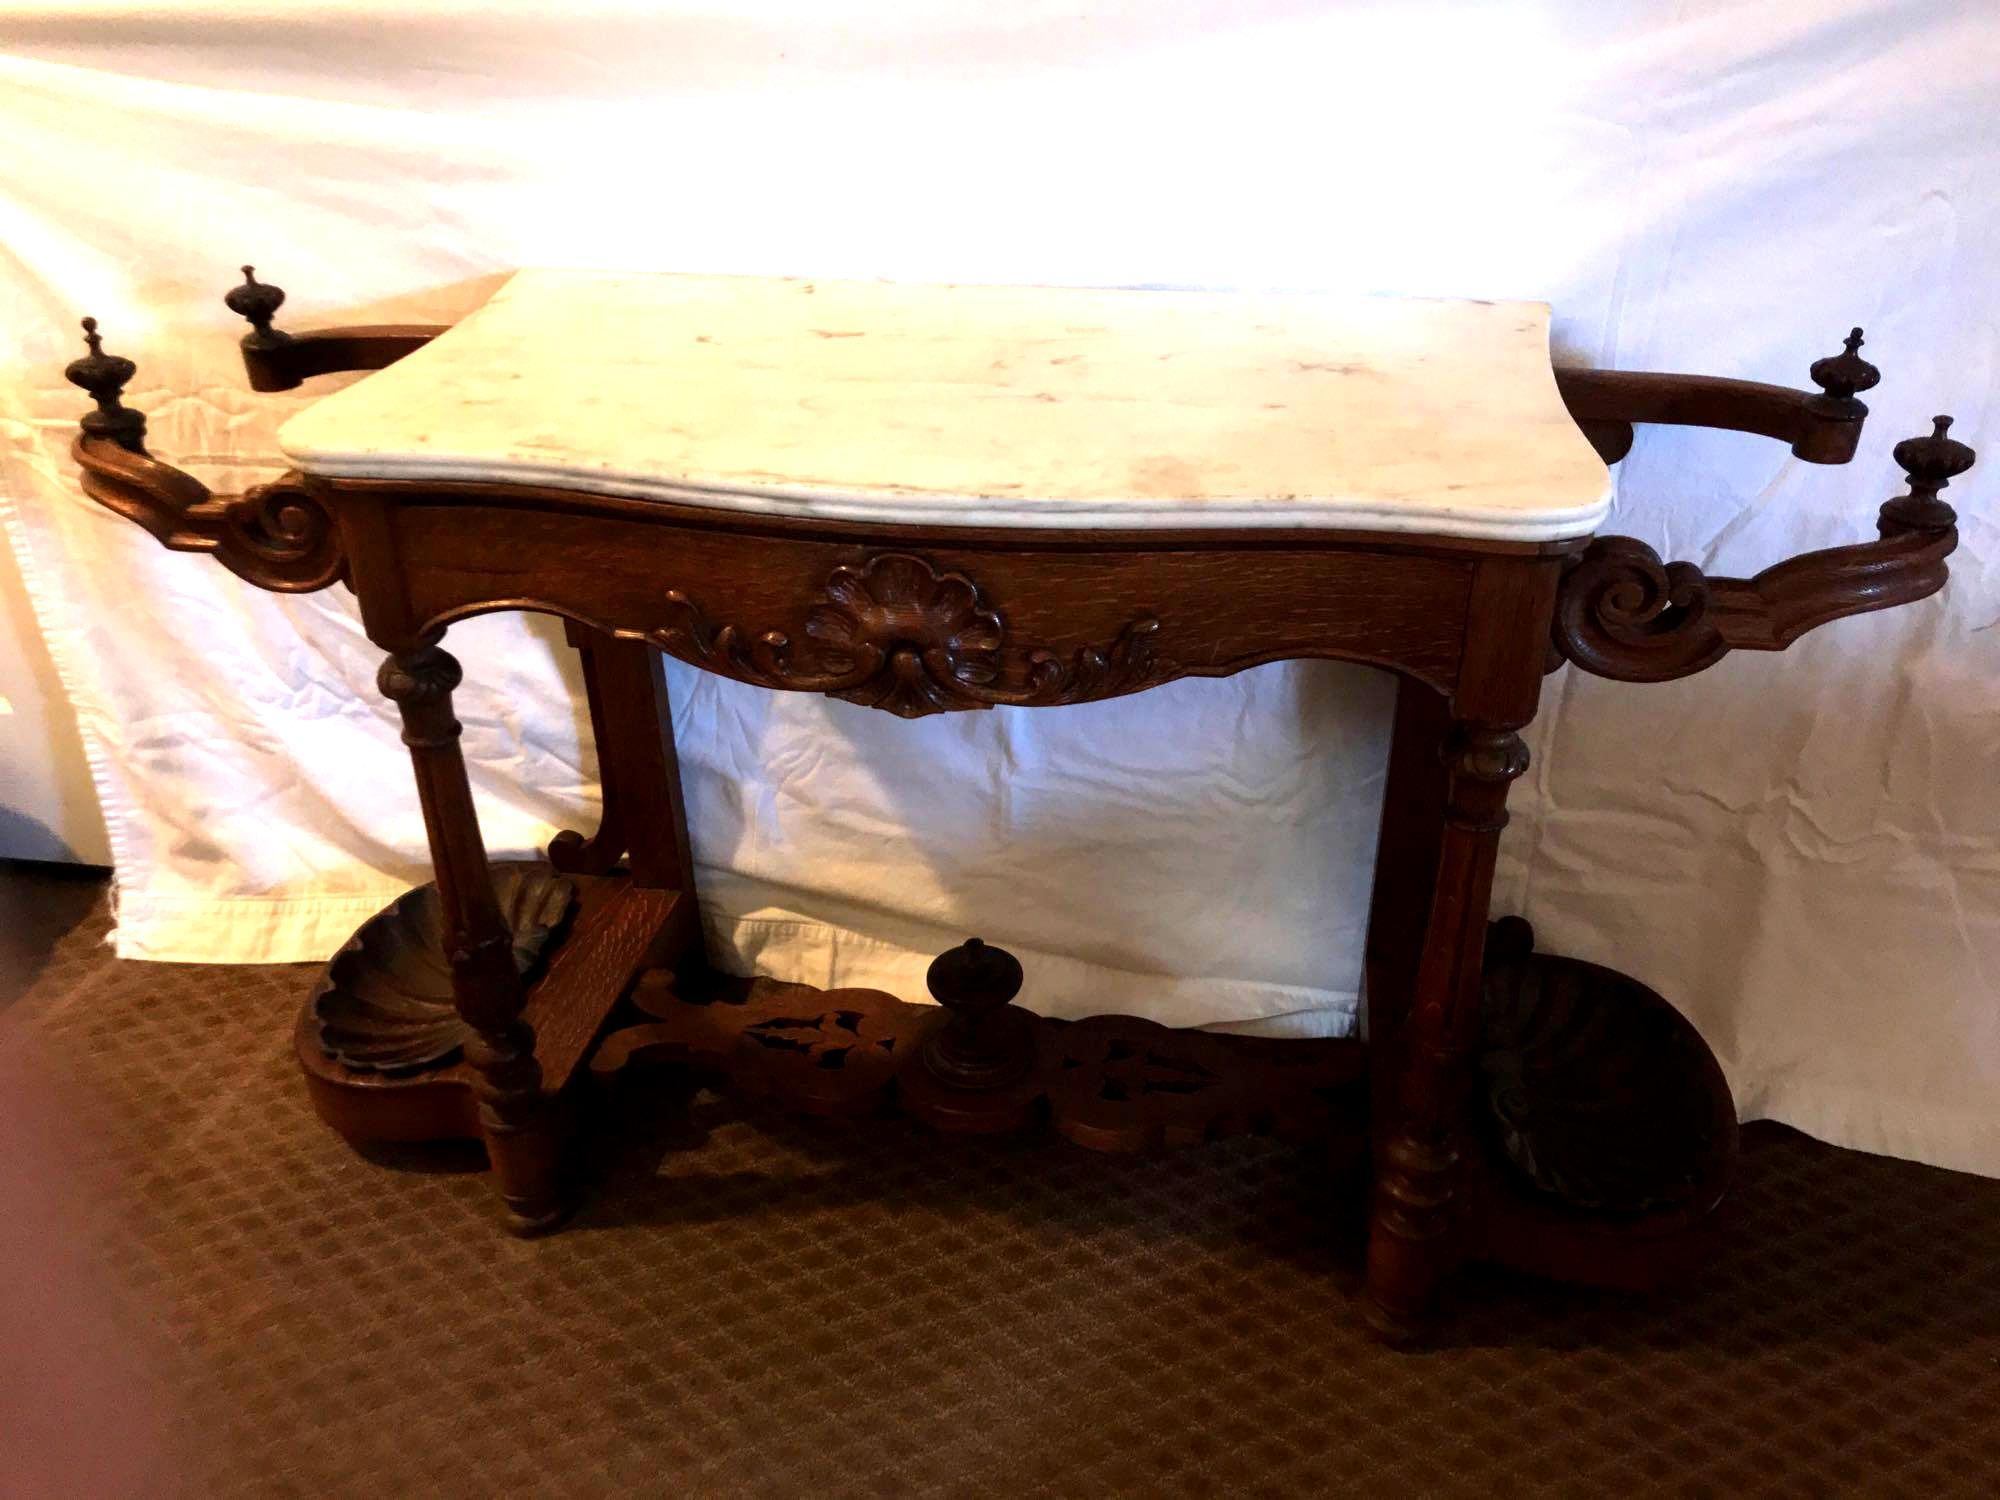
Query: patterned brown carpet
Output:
[[4, 887, 1998, 1499]]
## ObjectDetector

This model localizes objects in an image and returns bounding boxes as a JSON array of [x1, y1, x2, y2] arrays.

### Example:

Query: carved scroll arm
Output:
[[64, 318, 343, 593], [1551, 417, 1973, 683], [1555, 328, 1881, 465], [225, 266, 447, 391]]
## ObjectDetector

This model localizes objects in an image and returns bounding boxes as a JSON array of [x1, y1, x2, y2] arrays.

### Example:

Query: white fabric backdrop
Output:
[[3, 2, 1995, 1172]]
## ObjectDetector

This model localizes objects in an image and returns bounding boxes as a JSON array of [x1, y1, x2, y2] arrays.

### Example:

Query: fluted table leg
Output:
[[377, 641, 565, 1232]]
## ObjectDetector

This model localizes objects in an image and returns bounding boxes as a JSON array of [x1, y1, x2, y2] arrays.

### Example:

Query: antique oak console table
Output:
[[65, 268, 1973, 1338]]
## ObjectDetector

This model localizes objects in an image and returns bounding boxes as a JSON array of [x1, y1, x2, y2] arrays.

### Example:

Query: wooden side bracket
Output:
[[63, 316, 345, 592], [1550, 417, 1972, 683], [1555, 326, 1883, 466], [224, 265, 447, 391]]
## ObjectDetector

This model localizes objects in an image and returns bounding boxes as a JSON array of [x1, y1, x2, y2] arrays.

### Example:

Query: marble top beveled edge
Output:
[[292, 452, 1611, 542], [277, 269, 1615, 542]]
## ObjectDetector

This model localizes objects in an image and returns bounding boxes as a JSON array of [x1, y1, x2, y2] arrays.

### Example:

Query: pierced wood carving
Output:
[[649, 552, 1174, 717], [1550, 416, 1972, 683], [736, 1003, 907, 1114], [592, 948, 1367, 1154], [1048, 1016, 1244, 1152]]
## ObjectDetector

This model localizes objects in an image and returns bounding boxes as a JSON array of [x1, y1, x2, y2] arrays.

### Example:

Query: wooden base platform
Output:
[[290, 865, 1738, 1318]]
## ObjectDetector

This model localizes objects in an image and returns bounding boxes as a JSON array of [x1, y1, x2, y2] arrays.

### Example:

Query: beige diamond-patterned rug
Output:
[[3, 890, 1997, 1498]]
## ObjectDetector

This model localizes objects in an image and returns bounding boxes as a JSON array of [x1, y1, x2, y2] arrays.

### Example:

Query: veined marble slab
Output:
[[278, 270, 1611, 541]]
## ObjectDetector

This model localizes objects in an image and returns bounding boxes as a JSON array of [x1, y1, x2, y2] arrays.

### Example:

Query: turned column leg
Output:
[[1361, 559, 1556, 1338], [378, 641, 565, 1232]]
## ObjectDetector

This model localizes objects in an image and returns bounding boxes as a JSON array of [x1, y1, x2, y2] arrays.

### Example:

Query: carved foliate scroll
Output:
[[219, 476, 344, 592], [1550, 536, 1724, 683], [649, 551, 1174, 717], [1550, 416, 1971, 684]]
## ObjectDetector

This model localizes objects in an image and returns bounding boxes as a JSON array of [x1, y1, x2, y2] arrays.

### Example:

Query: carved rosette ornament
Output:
[[810, 553, 1006, 716], [651, 551, 1174, 717]]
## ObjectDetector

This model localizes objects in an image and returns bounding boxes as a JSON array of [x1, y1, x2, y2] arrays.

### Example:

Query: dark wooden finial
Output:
[[1808, 325, 1881, 407], [919, 937, 1034, 1090], [224, 264, 291, 349], [1881, 414, 1975, 533], [64, 316, 147, 452]]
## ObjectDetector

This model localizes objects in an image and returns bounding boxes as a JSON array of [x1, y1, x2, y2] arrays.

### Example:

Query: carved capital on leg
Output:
[[376, 644, 464, 743], [1442, 726, 1529, 829]]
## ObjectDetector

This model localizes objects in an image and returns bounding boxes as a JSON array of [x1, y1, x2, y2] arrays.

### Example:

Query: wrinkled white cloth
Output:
[[1, 1, 1995, 1172]]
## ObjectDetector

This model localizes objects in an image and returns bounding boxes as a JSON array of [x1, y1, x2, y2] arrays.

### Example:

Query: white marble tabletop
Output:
[[278, 270, 1611, 541]]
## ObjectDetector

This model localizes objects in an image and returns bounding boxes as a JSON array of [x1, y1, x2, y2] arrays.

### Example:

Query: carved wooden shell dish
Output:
[[310, 862, 578, 1073], [1477, 919, 1737, 1217]]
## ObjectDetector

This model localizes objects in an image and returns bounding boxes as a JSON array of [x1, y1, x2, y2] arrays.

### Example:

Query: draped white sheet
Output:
[[2, 1, 1995, 1172]]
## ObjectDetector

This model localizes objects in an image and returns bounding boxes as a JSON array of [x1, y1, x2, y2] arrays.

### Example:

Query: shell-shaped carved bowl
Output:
[[1478, 924, 1736, 1217], [310, 862, 577, 1074]]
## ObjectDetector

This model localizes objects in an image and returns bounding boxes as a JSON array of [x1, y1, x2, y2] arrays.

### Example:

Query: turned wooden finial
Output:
[[224, 264, 290, 348], [920, 936, 1034, 1090], [1808, 326, 1881, 407], [64, 317, 147, 453], [1882, 414, 1975, 533]]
